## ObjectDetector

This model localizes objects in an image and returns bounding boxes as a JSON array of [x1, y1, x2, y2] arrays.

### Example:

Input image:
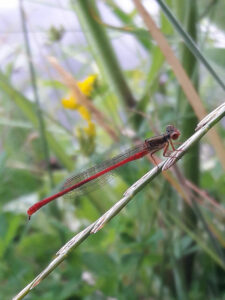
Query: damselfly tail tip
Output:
[[27, 207, 32, 220]]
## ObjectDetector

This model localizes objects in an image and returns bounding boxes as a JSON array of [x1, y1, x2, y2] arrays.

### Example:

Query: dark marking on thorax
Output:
[[145, 133, 171, 150]]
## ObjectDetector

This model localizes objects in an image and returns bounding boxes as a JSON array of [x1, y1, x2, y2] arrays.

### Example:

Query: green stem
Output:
[[177, 0, 199, 290], [19, 0, 54, 187], [106, 0, 152, 51], [72, 0, 136, 108], [156, 0, 225, 91]]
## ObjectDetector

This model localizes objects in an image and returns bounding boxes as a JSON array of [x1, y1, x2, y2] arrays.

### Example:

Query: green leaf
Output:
[[0, 72, 73, 171], [205, 48, 225, 70], [0, 214, 22, 258], [168, 212, 225, 269]]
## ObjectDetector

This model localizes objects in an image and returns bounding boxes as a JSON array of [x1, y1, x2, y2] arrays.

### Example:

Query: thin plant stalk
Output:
[[178, 0, 199, 289], [19, 0, 53, 186], [156, 0, 225, 91]]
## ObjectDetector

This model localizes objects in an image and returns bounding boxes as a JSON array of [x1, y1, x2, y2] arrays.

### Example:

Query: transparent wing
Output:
[[62, 142, 148, 200]]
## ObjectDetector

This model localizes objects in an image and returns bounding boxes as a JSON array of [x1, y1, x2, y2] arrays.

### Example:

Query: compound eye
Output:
[[171, 131, 180, 140]]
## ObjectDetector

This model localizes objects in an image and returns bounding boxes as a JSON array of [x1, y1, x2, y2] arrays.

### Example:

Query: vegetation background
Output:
[[0, 0, 224, 299]]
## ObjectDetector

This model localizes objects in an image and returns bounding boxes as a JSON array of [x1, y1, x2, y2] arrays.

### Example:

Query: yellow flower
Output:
[[84, 121, 96, 136], [78, 74, 97, 97], [78, 106, 91, 122], [61, 93, 79, 109], [61, 74, 97, 151], [61, 74, 97, 110]]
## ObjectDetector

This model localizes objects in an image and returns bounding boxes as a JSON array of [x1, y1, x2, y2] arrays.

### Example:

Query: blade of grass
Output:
[[131, 46, 165, 126], [133, 0, 225, 170], [167, 212, 225, 269], [0, 74, 73, 171], [19, 0, 53, 186], [104, 0, 152, 50], [156, 0, 225, 91], [178, 0, 199, 288], [191, 197, 225, 263]]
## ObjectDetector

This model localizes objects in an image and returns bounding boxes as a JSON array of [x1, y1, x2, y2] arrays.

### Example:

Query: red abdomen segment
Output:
[[27, 147, 149, 217]]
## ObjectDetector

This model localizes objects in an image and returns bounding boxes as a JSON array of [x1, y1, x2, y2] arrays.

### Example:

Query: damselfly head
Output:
[[166, 125, 180, 140]]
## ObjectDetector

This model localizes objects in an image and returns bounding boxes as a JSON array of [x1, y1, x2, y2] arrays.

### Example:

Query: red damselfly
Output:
[[27, 125, 180, 218]]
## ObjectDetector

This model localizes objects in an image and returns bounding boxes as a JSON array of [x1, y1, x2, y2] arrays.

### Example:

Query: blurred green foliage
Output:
[[0, 0, 225, 299]]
